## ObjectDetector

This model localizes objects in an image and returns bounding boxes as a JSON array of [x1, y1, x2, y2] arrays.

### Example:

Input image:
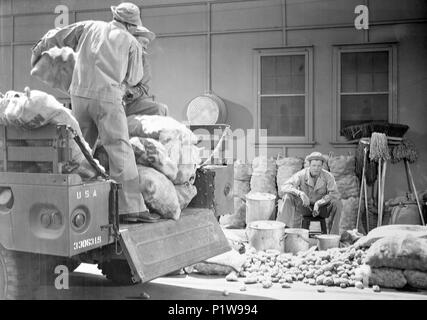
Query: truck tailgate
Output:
[[119, 208, 230, 283]]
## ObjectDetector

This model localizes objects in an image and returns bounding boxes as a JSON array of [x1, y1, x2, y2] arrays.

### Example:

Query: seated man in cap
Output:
[[125, 25, 169, 117], [276, 152, 342, 234]]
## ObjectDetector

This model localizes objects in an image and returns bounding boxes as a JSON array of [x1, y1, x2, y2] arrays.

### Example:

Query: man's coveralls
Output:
[[277, 168, 342, 233], [32, 20, 147, 215], [124, 54, 169, 117]]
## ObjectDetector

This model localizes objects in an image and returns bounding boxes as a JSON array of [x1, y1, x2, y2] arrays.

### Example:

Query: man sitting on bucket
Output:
[[276, 152, 342, 234]]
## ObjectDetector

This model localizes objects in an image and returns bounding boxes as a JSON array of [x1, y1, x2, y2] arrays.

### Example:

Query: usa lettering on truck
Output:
[[73, 236, 102, 251], [76, 189, 97, 200]]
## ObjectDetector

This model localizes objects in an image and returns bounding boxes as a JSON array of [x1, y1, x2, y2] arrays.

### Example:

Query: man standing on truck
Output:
[[30, 2, 153, 222], [124, 25, 169, 117]]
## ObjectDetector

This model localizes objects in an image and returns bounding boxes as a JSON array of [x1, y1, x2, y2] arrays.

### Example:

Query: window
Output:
[[332, 44, 397, 142], [255, 47, 313, 144]]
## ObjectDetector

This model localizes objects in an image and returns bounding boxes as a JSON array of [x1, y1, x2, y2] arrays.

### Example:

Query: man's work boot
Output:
[[122, 211, 163, 223]]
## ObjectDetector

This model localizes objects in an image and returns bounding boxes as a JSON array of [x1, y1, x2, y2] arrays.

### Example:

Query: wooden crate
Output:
[[0, 125, 72, 174]]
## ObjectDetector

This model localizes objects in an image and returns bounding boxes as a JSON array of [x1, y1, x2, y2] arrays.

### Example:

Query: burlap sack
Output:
[[355, 225, 427, 248], [175, 183, 197, 210], [219, 198, 246, 229], [276, 157, 303, 196], [369, 267, 407, 288], [30, 46, 76, 95], [234, 160, 252, 181], [130, 137, 178, 181], [127, 114, 202, 185], [335, 174, 359, 199], [193, 250, 246, 275], [403, 270, 427, 289], [137, 165, 181, 220], [339, 197, 359, 234], [220, 179, 250, 229], [173, 144, 200, 185], [328, 155, 356, 179], [252, 156, 277, 175], [0, 88, 102, 179], [234, 180, 251, 199], [365, 234, 427, 271], [192, 262, 234, 275], [250, 172, 277, 196], [127, 114, 198, 145]]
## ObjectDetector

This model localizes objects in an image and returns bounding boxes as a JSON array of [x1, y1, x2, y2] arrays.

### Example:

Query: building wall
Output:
[[0, 0, 426, 198]]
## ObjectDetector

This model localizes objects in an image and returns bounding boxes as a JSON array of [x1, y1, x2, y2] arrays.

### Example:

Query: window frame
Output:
[[254, 46, 314, 144], [332, 43, 398, 143]]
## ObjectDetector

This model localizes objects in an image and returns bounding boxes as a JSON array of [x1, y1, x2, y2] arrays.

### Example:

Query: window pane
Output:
[[340, 94, 388, 129], [341, 74, 357, 92], [261, 96, 305, 136], [357, 52, 373, 73], [261, 56, 276, 77], [373, 52, 388, 72], [291, 55, 305, 75], [276, 56, 291, 77], [261, 55, 305, 94], [341, 51, 389, 93], [292, 75, 305, 93], [357, 73, 373, 92], [261, 77, 276, 94], [341, 53, 357, 74], [373, 72, 388, 92]]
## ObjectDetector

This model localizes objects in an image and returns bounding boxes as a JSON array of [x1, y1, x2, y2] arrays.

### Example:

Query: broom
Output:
[[390, 138, 418, 164], [341, 121, 409, 141], [369, 132, 390, 227]]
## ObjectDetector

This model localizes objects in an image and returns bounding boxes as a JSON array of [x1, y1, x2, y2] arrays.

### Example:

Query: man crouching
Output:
[[276, 152, 342, 234]]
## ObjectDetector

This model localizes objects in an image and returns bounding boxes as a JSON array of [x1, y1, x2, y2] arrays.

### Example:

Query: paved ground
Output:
[[34, 263, 427, 300]]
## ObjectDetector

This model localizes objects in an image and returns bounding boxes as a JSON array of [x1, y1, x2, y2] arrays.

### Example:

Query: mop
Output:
[[369, 132, 390, 228]]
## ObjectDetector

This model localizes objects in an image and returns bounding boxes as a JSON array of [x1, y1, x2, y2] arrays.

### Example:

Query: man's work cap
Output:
[[306, 152, 326, 163], [129, 25, 156, 41], [111, 2, 142, 26]]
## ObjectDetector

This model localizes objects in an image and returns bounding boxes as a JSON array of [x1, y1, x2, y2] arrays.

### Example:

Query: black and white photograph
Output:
[[0, 0, 427, 305]]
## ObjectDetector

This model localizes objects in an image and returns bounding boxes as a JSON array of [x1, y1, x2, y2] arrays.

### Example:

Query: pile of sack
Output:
[[126, 115, 202, 220], [355, 225, 427, 289], [0, 88, 102, 178], [328, 155, 360, 234], [30, 46, 76, 95], [250, 156, 277, 196], [219, 160, 252, 229], [277, 157, 304, 197]]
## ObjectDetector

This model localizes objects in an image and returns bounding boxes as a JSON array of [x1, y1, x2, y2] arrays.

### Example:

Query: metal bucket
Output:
[[284, 228, 310, 254], [245, 192, 276, 225], [246, 220, 286, 253], [316, 234, 341, 250]]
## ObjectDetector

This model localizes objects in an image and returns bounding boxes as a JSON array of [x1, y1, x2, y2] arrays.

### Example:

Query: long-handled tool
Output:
[[66, 126, 109, 179], [356, 145, 370, 233], [356, 147, 366, 231], [378, 159, 387, 227], [377, 159, 382, 227], [376, 158, 387, 228], [404, 160, 425, 226]]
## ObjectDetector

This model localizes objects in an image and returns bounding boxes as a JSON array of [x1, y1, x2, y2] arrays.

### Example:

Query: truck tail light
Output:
[[39, 208, 62, 229], [71, 207, 90, 232]]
